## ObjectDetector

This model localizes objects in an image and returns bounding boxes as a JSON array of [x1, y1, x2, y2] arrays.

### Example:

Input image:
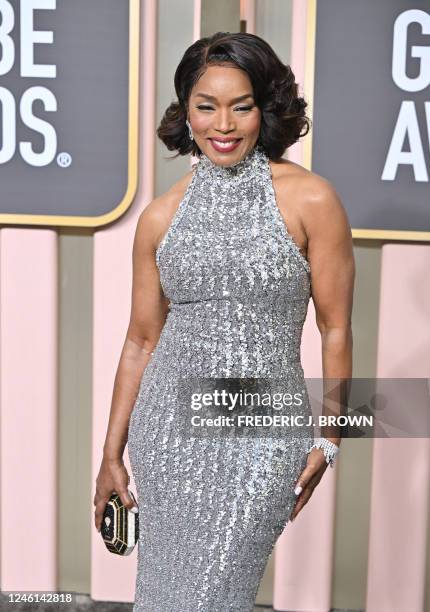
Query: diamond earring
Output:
[[186, 119, 194, 141]]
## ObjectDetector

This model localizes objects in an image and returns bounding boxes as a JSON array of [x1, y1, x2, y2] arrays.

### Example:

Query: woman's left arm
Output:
[[290, 175, 355, 521]]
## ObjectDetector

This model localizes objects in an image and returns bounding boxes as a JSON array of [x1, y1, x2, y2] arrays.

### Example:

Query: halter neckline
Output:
[[195, 144, 268, 182]]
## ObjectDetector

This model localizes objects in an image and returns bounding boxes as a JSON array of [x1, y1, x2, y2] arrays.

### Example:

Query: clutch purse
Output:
[[100, 490, 139, 555]]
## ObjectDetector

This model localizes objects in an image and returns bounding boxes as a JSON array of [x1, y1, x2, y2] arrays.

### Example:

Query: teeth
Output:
[[212, 139, 238, 148]]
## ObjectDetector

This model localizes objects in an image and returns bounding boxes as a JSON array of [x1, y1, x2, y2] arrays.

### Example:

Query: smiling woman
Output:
[[94, 31, 354, 612], [189, 66, 261, 161], [157, 31, 311, 162]]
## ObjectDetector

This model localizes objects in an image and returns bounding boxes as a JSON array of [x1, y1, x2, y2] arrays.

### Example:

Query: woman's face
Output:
[[187, 64, 261, 167]]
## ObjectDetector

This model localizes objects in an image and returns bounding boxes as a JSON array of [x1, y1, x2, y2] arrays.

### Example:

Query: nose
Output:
[[214, 108, 235, 134]]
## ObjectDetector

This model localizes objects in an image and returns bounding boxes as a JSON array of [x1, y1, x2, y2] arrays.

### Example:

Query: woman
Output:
[[94, 32, 354, 611]]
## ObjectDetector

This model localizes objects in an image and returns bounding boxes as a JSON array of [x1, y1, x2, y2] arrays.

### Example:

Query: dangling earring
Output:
[[186, 119, 194, 141]]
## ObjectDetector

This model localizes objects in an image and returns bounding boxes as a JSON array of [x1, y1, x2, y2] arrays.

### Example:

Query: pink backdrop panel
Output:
[[366, 244, 430, 612], [0, 229, 58, 590], [90, 0, 156, 602]]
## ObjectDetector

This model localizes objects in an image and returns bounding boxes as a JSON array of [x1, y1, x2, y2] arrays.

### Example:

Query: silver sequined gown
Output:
[[128, 144, 314, 612]]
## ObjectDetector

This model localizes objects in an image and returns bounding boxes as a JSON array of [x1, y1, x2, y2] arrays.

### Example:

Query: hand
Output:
[[289, 448, 329, 522], [93, 456, 138, 532]]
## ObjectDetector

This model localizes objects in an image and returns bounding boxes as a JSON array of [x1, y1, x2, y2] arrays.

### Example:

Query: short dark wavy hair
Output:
[[157, 31, 311, 161]]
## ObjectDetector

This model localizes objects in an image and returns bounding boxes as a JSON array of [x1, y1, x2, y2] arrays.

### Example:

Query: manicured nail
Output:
[[294, 485, 302, 495], [130, 506, 139, 513]]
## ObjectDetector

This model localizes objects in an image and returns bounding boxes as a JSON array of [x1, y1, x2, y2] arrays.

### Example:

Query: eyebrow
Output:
[[194, 93, 254, 103]]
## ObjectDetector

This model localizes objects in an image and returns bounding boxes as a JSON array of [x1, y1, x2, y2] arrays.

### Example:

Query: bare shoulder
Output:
[[270, 159, 349, 231], [271, 159, 340, 203], [135, 168, 195, 252], [297, 170, 350, 236]]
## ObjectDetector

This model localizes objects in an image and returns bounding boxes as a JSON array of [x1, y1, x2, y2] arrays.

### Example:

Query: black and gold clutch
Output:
[[100, 490, 139, 556]]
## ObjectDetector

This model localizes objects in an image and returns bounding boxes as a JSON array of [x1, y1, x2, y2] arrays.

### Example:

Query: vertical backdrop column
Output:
[[90, 0, 154, 603], [366, 244, 430, 612], [0, 229, 58, 590]]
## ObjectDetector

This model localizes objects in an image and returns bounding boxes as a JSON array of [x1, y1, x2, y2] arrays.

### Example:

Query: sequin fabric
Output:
[[127, 144, 314, 612]]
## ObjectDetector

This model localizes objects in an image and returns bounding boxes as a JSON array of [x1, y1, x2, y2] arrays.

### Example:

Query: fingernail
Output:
[[294, 485, 302, 495], [130, 506, 139, 513]]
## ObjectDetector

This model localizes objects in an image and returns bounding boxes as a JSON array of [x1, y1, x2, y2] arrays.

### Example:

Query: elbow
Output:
[[318, 322, 353, 343]]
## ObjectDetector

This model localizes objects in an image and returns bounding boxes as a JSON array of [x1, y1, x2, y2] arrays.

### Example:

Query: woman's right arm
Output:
[[93, 170, 194, 531], [102, 205, 170, 462], [93, 201, 170, 530]]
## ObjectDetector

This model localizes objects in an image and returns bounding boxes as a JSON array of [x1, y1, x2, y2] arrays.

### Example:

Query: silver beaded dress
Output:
[[127, 144, 314, 612]]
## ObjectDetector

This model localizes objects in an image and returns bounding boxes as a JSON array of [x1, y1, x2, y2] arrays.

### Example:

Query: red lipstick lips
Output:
[[209, 138, 242, 153]]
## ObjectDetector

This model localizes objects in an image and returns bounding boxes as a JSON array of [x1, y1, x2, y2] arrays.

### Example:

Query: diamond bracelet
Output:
[[307, 437, 340, 468]]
